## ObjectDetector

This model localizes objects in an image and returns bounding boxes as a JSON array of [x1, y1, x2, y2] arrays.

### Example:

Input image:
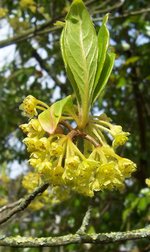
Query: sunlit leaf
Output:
[[38, 95, 75, 134], [61, 0, 98, 107], [94, 14, 109, 90], [92, 52, 115, 104]]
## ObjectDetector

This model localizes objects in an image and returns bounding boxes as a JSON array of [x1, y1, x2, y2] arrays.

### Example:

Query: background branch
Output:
[[93, 7, 150, 21], [0, 183, 49, 225], [0, 199, 22, 214], [77, 206, 92, 234], [0, 8, 150, 49], [92, 0, 125, 15]]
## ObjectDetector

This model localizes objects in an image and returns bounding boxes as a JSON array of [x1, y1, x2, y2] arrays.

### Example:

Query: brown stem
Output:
[[60, 121, 74, 132], [83, 133, 100, 147]]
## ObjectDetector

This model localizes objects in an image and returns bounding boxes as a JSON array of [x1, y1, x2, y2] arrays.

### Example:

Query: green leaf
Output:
[[92, 52, 115, 104], [94, 14, 110, 89], [38, 95, 75, 134], [61, 0, 98, 108], [61, 29, 81, 105], [124, 56, 139, 65]]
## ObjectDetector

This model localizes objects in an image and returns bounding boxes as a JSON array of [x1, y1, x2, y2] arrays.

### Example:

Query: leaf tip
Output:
[[103, 13, 109, 25]]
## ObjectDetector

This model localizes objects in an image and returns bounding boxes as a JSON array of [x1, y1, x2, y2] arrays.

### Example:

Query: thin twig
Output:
[[92, 0, 111, 11], [0, 7, 149, 49], [93, 0, 125, 14], [0, 199, 22, 213], [85, 0, 97, 6], [0, 18, 62, 49], [100, 202, 111, 219], [93, 7, 150, 21], [60, 121, 74, 132], [77, 206, 92, 234], [0, 183, 49, 225], [83, 133, 100, 147]]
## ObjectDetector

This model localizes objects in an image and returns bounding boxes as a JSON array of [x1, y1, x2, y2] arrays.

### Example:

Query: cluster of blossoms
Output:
[[0, 8, 8, 18], [20, 95, 136, 199], [20, 0, 36, 13]]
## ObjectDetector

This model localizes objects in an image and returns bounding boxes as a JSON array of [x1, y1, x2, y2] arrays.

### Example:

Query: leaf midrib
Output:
[[79, 18, 89, 104]]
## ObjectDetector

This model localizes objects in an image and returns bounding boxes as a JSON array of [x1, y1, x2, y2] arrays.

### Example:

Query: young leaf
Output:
[[92, 52, 115, 104], [93, 14, 109, 90], [61, 0, 98, 109], [61, 29, 81, 105], [38, 96, 75, 134]]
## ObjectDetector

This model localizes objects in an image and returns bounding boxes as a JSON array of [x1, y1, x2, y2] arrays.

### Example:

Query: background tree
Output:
[[0, 0, 150, 251]]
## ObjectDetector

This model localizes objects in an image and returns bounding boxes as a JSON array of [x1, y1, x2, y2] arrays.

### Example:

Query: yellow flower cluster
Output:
[[19, 95, 49, 117], [0, 8, 8, 18], [91, 115, 130, 149], [20, 96, 136, 199], [89, 146, 136, 192], [145, 178, 150, 187], [22, 172, 71, 206], [20, 0, 36, 13]]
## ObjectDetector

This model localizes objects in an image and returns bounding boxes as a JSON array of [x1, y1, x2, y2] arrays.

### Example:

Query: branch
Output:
[[0, 199, 22, 213], [77, 206, 92, 234], [0, 18, 61, 49], [0, 227, 150, 247], [93, 8, 150, 21], [0, 183, 49, 225], [92, 0, 125, 15], [0, 7, 150, 49]]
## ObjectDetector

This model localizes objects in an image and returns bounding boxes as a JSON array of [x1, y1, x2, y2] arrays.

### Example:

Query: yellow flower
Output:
[[100, 145, 116, 158], [19, 95, 38, 117], [62, 157, 79, 181], [20, 0, 35, 7], [0, 198, 8, 206], [20, 118, 44, 137], [0, 8, 8, 18], [95, 162, 124, 191], [23, 136, 51, 153], [23, 137, 39, 152], [65, 155, 80, 169], [50, 142, 63, 157], [63, 157, 98, 197], [49, 186, 71, 203], [20, 0, 37, 13], [22, 172, 49, 210], [89, 145, 136, 192], [145, 178, 150, 187], [29, 200, 44, 210], [109, 125, 123, 135], [113, 132, 129, 148], [50, 166, 64, 185], [22, 172, 41, 192], [98, 122, 129, 148], [29, 5, 36, 13], [29, 156, 41, 169], [118, 157, 136, 177]]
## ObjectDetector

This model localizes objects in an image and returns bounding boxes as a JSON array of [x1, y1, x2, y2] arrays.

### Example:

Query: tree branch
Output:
[[92, 0, 125, 15], [0, 226, 150, 247], [0, 8, 150, 49], [0, 199, 22, 213], [77, 206, 92, 234], [0, 183, 49, 225], [93, 7, 150, 21], [0, 18, 61, 49]]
